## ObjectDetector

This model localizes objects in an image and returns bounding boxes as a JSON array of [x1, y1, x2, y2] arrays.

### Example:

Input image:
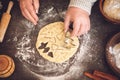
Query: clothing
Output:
[[69, 0, 97, 15]]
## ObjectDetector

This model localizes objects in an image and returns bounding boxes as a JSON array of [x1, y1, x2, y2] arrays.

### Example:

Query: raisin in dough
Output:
[[36, 22, 79, 63], [103, 0, 120, 20]]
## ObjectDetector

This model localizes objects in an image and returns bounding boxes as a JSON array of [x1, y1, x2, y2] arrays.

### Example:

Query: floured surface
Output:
[[14, 24, 103, 79], [36, 22, 79, 63], [12, 6, 101, 78], [1, 0, 120, 80], [13, 12, 76, 76], [6, 2, 113, 79]]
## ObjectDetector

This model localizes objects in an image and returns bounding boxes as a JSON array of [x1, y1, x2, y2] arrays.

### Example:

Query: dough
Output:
[[36, 22, 79, 63], [103, 0, 120, 20]]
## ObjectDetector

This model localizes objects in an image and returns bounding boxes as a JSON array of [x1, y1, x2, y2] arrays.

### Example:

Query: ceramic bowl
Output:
[[99, 0, 120, 24], [106, 32, 120, 76]]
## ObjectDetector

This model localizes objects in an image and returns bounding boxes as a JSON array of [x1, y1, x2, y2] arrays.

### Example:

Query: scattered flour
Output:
[[15, 29, 93, 80], [109, 42, 120, 68], [47, 7, 54, 13], [13, 6, 100, 80]]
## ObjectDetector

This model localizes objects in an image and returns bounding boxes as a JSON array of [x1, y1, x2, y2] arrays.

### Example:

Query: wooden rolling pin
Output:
[[0, 1, 14, 42]]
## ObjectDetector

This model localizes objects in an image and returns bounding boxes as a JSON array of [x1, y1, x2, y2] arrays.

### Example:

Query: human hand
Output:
[[64, 7, 90, 37], [19, 0, 39, 25]]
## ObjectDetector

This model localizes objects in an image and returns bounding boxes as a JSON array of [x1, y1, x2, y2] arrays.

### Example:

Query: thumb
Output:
[[33, 0, 40, 13]]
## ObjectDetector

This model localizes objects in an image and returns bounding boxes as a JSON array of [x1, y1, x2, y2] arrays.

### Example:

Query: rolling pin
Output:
[[0, 1, 14, 42]]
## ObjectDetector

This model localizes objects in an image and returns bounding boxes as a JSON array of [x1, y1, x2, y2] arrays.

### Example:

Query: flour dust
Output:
[[13, 6, 101, 80]]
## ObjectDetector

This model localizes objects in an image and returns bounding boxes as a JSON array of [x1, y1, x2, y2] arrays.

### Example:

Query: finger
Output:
[[77, 22, 87, 36], [20, 5, 29, 20], [19, 0, 37, 25], [64, 15, 70, 33], [84, 19, 90, 34], [71, 20, 80, 37], [85, 25, 89, 34], [86, 20, 90, 33], [23, 8, 37, 25], [33, 0, 40, 13], [28, 7, 39, 22], [21, 11, 30, 21], [85, 25, 90, 34]]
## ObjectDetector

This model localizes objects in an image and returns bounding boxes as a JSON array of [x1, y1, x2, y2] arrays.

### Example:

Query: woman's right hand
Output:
[[19, 0, 39, 25]]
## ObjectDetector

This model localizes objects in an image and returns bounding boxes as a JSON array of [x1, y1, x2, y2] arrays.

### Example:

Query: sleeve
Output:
[[69, 0, 97, 15]]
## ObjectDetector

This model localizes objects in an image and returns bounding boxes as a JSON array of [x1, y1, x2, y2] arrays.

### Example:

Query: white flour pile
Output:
[[109, 42, 120, 69]]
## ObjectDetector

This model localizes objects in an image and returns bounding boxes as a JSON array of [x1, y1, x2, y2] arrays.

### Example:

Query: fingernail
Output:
[[36, 9, 38, 13], [34, 22, 37, 25]]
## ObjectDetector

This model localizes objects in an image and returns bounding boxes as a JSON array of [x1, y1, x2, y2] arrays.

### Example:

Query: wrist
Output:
[[69, 0, 96, 15], [68, 6, 89, 16]]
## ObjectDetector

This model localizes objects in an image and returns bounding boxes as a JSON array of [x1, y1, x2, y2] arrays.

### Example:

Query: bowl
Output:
[[106, 32, 120, 76], [99, 0, 120, 24]]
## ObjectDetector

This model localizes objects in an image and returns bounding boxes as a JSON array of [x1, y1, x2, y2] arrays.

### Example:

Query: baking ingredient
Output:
[[103, 0, 120, 20], [109, 42, 120, 69], [36, 22, 79, 63]]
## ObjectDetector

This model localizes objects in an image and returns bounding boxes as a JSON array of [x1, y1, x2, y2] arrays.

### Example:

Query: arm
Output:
[[69, 0, 97, 14], [64, 0, 97, 37]]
